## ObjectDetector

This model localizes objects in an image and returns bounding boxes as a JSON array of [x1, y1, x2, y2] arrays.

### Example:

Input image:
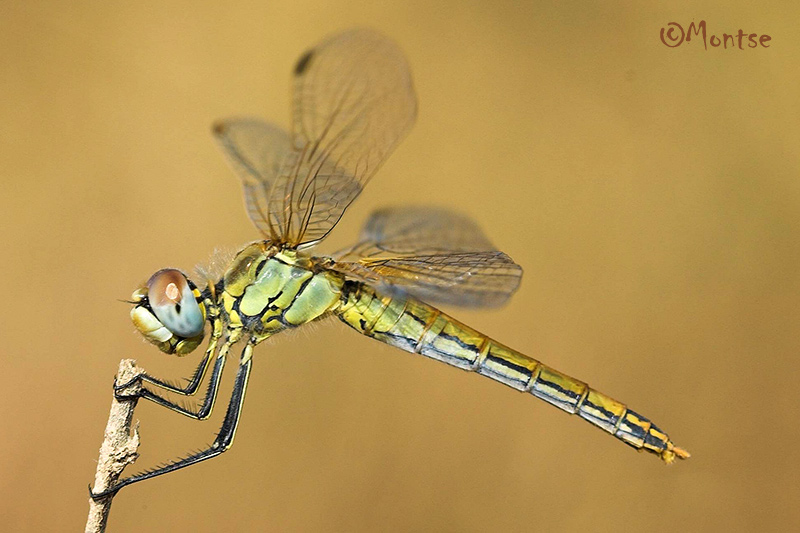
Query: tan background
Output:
[[2, 1, 799, 531]]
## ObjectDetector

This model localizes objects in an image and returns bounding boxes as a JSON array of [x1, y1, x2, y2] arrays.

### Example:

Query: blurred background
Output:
[[2, 1, 799, 531]]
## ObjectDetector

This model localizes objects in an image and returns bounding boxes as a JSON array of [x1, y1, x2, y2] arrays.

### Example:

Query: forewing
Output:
[[333, 207, 522, 307], [270, 29, 417, 248], [212, 118, 292, 238]]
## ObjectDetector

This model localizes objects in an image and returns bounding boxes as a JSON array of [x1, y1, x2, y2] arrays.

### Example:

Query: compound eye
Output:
[[146, 269, 205, 338]]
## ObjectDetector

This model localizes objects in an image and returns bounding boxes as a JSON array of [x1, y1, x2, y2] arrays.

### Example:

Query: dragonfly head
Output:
[[130, 269, 207, 355]]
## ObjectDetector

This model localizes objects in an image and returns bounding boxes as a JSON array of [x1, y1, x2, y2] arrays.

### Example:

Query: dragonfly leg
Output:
[[115, 329, 242, 421], [115, 319, 223, 396], [90, 342, 254, 499]]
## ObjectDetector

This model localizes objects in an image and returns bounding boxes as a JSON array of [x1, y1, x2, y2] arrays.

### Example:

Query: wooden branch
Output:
[[86, 359, 143, 533]]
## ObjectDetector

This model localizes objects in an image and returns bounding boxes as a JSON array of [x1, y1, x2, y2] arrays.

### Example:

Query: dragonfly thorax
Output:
[[221, 242, 345, 340]]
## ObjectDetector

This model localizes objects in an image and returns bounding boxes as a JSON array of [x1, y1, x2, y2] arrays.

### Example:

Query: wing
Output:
[[332, 207, 523, 307], [269, 29, 417, 248], [212, 118, 292, 239]]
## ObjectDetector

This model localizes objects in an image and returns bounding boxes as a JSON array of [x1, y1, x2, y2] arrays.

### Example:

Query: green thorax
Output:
[[221, 242, 345, 340]]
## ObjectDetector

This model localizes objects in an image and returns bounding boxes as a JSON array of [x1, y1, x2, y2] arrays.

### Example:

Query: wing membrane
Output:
[[270, 29, 417, 247], [212, 119, 291, 238], [334, 207, 522, 307]]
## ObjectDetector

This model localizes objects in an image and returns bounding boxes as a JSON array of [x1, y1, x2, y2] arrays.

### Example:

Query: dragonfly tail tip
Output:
[[673, 446, 691, 460], [662, 444, 691, 464]]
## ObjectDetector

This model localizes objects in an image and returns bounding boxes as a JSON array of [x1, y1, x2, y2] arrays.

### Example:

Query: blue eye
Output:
[[146, 269, 205, 338]]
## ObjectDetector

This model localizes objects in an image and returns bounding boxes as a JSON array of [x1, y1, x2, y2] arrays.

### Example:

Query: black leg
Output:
[[115, 322, 222, 396], [90, 343, 254, 499], [116, 329, 242, 420], [117, 338, 235, 420], [134, 349, 227, 419]]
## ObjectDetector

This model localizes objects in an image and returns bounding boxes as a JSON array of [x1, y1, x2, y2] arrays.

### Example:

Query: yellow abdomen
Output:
[[336, 282, 688, 463]]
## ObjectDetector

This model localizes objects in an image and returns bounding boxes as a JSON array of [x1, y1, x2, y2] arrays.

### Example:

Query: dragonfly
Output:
[[91, 28, 688, 499]]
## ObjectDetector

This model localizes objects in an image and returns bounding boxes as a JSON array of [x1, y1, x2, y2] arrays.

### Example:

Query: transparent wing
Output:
[[269, 29, 417, 248], [212, 118, 292, 239], [332, 207, 523, 307]]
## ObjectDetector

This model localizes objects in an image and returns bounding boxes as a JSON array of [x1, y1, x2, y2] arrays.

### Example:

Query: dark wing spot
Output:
[[212, 121, 226, 135], [294, 49, 314, 76]]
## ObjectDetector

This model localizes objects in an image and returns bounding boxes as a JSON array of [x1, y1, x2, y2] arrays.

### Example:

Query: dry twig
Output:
[[85, 359, 143, 533]]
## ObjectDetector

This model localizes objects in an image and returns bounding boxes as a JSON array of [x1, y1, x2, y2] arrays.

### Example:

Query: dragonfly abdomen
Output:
[[336, 282, 688, 463]]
